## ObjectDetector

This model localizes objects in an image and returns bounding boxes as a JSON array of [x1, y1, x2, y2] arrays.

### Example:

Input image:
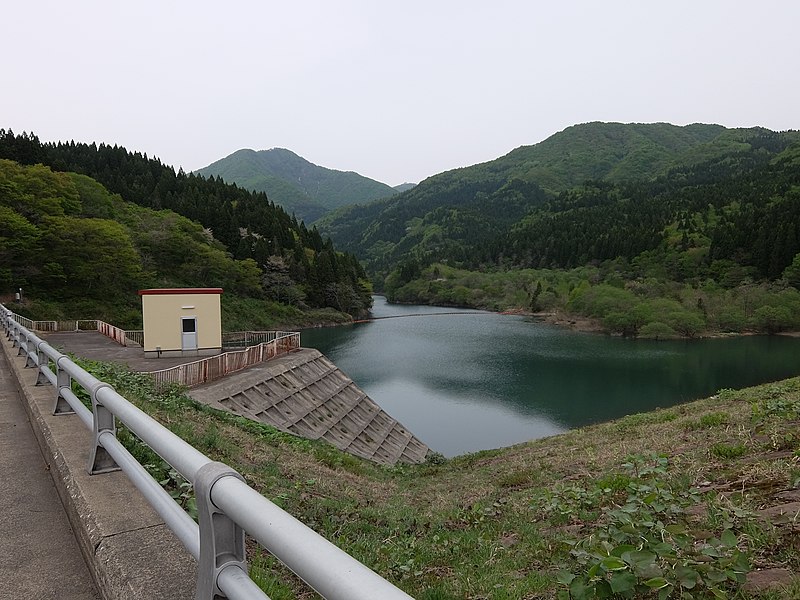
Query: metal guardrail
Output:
[[26, 319, 101, 332], [1, 304, 413, 600], [222, 331, 300, 348], [13, 309, 298, 387], [222, 331, 293, 349]]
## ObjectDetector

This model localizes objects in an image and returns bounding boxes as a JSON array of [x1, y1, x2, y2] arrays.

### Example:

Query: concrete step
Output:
[[189, 348, 430, 465]]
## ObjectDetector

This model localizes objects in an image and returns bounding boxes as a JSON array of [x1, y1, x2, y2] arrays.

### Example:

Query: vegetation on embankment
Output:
[[384, 262, 800, 338], [80, 356, 800, 599], [7, 293, 355, 333]]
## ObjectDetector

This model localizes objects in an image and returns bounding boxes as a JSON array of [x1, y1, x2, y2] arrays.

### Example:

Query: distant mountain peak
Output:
[[196, 148, 398, 222]]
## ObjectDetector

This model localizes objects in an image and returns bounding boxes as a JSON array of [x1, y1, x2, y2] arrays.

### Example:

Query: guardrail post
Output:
[[195, 462, 248, 600], [54, 357, 75, 415], [35, 343, 50, 386], [88, 383, 121, 474], [24, 338, 37, 368]]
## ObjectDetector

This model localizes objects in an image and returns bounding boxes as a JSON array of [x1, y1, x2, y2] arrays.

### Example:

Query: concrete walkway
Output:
[[0, 348, 99, 600], [42, 330, 201, 371]]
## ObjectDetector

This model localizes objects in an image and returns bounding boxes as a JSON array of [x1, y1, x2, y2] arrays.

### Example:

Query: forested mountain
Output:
[[5, 122, 799, 337], [319, 123, 800, 279], [0, 130, 373, 326], [313, 121, 800, 337], [196, 148, 398, 222]]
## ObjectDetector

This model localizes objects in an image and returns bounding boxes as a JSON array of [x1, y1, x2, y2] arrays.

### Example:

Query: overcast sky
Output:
[[3, 1, 799, 186]]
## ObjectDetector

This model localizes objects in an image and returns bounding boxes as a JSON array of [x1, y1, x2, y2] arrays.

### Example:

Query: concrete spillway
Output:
[[189, 348, 430, 465]]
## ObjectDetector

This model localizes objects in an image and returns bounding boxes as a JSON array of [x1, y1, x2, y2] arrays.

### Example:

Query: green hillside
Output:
[[0, 130, 375, 328], [492, 121, 731, 192], [320, 123, 798, 275], [197, 147, 398, 222], [317, 122, 800, 337]]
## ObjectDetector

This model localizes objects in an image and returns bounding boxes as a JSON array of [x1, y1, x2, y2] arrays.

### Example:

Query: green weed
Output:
[[497, 470, 532, 488], [710, 442, 747, 460], [553, 455, 750, 600]]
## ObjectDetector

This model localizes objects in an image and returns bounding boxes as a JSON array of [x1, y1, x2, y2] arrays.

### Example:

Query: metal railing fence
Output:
[[122, 329, 144, 346], [1, 304, 413, 600], [148, 333, 300, 389], [222, 331, 294, 349], [8, 308, 299, 387], [9, 314, 144, 346]]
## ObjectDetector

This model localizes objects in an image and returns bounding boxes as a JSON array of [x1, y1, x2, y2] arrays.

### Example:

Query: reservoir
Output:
[[301, 297, 800, 457]]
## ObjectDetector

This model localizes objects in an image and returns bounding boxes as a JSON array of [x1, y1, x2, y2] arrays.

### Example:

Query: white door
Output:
[[181, 317, 198, 352]]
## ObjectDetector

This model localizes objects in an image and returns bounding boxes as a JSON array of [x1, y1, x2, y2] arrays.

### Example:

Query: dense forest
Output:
[[0, 130, 373, 328], [321, 124, 800, 278], [319, 123, 800, 337]]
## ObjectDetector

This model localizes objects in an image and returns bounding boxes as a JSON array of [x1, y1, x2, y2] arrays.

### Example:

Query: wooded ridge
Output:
[[0, 130, 373, 329], [4, 122, 799, 337], [316, 122, 800, 337]]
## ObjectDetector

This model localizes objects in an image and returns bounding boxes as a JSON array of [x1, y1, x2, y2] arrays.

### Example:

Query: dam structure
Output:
[[2, 304, 416, 599], [36, 328, 430, 466], [189, 348, 430, 465]]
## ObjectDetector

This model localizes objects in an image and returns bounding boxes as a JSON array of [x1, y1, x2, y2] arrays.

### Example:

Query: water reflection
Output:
[[301, 297, 800, 456]]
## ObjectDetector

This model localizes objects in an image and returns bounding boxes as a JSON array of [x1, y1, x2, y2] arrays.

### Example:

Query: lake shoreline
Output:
[[307, 297, 800, 340], [499, 307, 800, 340]]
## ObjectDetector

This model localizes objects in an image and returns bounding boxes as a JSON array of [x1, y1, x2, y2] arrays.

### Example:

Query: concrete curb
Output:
[[1, 334, 195, 600]]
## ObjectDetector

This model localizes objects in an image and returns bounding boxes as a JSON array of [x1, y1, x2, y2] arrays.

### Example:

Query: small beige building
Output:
[[138, 288, 223, 357]]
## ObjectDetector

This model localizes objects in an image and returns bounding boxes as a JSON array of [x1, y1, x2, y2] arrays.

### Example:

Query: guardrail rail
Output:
[[1, 303, 414, 600]]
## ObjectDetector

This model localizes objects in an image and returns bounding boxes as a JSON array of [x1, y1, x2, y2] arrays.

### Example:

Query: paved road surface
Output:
[[0, 348, 99, 600]]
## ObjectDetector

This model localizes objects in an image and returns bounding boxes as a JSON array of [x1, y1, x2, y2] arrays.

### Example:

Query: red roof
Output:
[[138, 288, 223, 296]]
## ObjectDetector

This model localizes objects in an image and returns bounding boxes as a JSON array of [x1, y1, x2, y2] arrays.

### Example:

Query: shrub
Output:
[[639, 321, 678, 339]]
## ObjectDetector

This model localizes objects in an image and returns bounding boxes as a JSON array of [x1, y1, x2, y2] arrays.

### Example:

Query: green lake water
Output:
[[300, 296, 800, 457]]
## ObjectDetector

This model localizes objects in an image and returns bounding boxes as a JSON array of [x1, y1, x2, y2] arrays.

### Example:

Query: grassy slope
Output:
[[93, 358, 800, 600]]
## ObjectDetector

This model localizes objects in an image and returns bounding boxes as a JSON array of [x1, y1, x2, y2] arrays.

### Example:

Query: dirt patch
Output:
[[540, 312, 605, 334], [743, 568, 795, 593], [756, 501, 800, 523]]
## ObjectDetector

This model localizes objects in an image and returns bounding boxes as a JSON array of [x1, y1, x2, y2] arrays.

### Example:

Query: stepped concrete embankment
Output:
[[190, 348, 430, 465], [0, 333, 195, 600]]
